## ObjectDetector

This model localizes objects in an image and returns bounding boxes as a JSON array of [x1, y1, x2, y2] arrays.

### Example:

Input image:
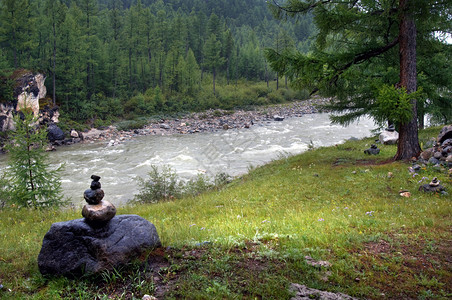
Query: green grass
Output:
[[1, 126, 451, 299]]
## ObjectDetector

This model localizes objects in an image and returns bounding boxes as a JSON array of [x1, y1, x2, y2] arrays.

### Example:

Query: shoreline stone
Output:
[[81, 98, 330, 146]]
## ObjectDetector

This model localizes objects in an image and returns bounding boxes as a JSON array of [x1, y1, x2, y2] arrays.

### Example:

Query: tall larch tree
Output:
[[266, 0, 452, 160]]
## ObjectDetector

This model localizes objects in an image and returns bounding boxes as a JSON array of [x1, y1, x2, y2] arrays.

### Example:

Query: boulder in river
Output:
[[47, 123, 65, 142]]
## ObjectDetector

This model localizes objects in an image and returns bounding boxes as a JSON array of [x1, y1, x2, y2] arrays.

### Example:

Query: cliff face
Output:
[[15, 72, 47, 116], [0, 70, 58, 132]]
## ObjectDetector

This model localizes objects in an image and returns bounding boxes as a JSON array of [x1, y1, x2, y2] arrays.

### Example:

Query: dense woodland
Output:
[[0, 0, 315, 123]]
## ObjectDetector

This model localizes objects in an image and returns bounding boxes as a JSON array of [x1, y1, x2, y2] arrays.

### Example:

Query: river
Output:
[[0, 113, 376, 206]]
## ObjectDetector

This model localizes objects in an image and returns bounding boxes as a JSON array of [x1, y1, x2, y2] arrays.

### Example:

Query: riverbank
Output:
[[81, 97, 329, 145], [0, 126, 450, 299]]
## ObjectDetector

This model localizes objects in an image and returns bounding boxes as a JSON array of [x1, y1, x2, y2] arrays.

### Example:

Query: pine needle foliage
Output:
[[3, 109, 65, 208]]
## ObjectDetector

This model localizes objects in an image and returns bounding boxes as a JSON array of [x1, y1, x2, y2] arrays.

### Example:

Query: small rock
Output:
[[399, 190, 411, 197], [433, 152, 443, 160], [83, 189, 105, 204], [70, 130, 79, 138], [305, 256, 331, 268], [428, 157, 441, 165], [160, 123, 170, 130], [82, 200, 116, 224], [289, 283, 358, 300], [273, 115, 285, 121], [387, 172, 393, 178]]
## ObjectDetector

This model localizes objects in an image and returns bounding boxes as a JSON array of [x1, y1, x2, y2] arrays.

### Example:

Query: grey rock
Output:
[[379, 130, 399, 145], [434, 151, 443, 159], [47, 123, 65, 142], [38, 214, 161, 276], [437, 125, 452, 144], [274, 115, 285, 121], [428, 157, 441, 165], [290, 283, 358, 300], [420, 148, 434, 160], [83, 188, 104, 204], [442, 138, 452, 147], [160, 123, 170, 130]]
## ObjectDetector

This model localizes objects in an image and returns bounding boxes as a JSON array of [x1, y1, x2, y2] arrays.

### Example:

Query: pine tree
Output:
[[0, 0, 34, 68], [204, 33, 225, 94], [4, 109, 64, 208], [266, 0, 452, 160]]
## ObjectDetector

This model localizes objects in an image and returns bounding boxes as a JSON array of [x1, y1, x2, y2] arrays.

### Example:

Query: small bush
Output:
[[116, 118, 149, 131], [267, 90, 285, 104], [132, 165, 231, 204], [133, 165, 183, 204]]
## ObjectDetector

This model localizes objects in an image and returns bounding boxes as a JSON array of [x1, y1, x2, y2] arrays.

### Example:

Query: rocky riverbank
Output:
[[81, 98, 329, 146]]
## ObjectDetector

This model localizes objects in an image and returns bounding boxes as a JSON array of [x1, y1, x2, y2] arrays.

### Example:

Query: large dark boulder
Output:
[[38, 215, 161, 277], [437, 125, 452, 144], [47, 123, 65, 142]]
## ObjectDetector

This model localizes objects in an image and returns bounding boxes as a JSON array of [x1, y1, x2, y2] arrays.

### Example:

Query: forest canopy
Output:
[[0, 0, 315, 122]]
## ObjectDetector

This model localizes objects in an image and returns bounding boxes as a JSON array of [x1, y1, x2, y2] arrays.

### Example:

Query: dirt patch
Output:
[[357, 231, 452, 299]]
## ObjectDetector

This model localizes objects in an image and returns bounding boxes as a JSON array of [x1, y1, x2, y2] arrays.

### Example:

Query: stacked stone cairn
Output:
[[38, 176, 161, 277], [82, 175, 116, 224], [419, 177, 446, 193], [379, 124, 399, 145], [364, 144, 380, 155]]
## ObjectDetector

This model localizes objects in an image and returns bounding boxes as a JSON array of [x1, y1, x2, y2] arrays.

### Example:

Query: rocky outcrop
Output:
[[1, 70, 60, 132], [14, 71, 46, 116], [418, 124, 452, 167]]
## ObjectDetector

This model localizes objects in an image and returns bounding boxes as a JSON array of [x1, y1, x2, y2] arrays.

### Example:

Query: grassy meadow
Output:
[[0, 126, 451, 299]]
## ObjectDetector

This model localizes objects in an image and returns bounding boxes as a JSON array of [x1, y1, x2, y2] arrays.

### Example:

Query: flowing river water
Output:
[[0, 113, 377, 206]]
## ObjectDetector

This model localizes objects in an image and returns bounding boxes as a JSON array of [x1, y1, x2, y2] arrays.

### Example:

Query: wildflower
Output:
[[318, 218, 324, 222], [262, 220, 270, 223], [412, 173, 419, 178], [200, 227, 205, 230], [189, 224, 196, 227], [366, 211, 374, 216], [418, 177, 428, 183]]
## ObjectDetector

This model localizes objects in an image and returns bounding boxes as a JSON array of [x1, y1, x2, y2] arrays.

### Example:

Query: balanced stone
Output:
[[83, 188, 104, 204], [83, 174, 104, 205], [82, 200, 116, 224], [364, 144, 380, 155], [419, 177, 446, 193]]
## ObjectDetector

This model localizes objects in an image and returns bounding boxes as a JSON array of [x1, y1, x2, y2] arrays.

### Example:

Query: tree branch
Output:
[[330, 37, 399, 85]]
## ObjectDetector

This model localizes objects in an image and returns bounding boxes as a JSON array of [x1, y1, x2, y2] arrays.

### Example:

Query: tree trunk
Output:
[[213, 67, 216, 94], [52, 21, 57, 106], [394, 0, 421, 160]]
